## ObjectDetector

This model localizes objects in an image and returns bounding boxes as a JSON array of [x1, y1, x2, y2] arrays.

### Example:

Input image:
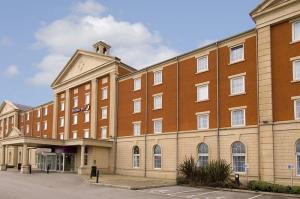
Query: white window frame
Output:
[[101, 107, 108, 119], [197, 55, 208, 73], [133, 146, 140, 169], [60, 117, 64, 127], [37, 109, 41, 118], [133, 98, 141, 113], [196, 112, 209, 130], [73, 114, 78, 125], [293, 60, 300, 81], [153, 93, 163, 110], [84, 111, 90, 123], [153, 145, 162, 169], [102, 87, 108, 100], [133, 77, 141, 91], [153, 118, 162, 134], [37, 122, 40, 132], [292, 20, 300, 42], [230, 44, 244, 64], [44, 107, 48, 116], [133, 121, 141, 136], [296, 140, 300, 176], [101, 126, 107, 139], [295, 99, 300, 120], [43, 121, 47, 130], [26, 113, 30, 121], [232, 141, 246, 173], [196, 82, 209, 102], [153, 70, 162, 85], [73, 97, 78, 108], [85, 93, 90, 105], [60, 101, 65, 111], [84, 129, 90, 139], [197, 143, 209, 167], [72, 131, 78, 139], [230, 108, 246, 127], [230, 75, 245, 96]]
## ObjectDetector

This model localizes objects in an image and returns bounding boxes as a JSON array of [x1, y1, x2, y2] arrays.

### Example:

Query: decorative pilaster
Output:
[[91, 79, 98, 139], [21, 144, 30, 174], [0, 145, 7, 171], [109, 72, 117, 138], [52, 93, 58, 139], [64, 89, 71, 140], [78, 145, 87, 174]]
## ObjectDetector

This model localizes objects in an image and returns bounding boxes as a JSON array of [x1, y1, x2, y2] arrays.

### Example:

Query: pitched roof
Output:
[[12, 102, 32, 111]]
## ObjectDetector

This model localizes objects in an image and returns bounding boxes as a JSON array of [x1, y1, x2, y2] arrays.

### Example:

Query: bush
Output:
[[178, 156, 197, 181], [248, 181, 300, 194], [291, 186, 300, 194]]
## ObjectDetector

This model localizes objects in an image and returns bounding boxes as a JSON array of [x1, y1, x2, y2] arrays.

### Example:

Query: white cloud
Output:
[[30, 1, 178, 86], [4, 65, 20, 78], [72, 0, 106, 16], [0, 36, 13, 46]]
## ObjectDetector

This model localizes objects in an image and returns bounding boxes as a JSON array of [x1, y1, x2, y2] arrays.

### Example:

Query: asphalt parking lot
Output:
[[0, 170, 297, 199]]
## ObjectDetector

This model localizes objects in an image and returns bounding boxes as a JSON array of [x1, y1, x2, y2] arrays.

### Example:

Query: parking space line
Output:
[[248, 195, 262, 199], [166, 189, 204, 196]]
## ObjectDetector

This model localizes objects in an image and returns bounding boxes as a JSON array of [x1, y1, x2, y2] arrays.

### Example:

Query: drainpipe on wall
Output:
[[256, 30, 261, 181], [144, 69, 148, 177], [176, 56, 179, 180], [216, 42, 220, 161]]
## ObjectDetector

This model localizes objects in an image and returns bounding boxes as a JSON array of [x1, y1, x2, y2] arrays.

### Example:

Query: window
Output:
[[153, 70, 162, 85], [153, 145, 162, 169], [232, 141, 246, 173], [59, 133, 64, 140], [101, 126, 107, 139], [197, 113, 209, 129], [44, 107, 48, 116], [134, 77, 141, 91], [295, 99, 300, 120], [101, 107, 108, 119], [26, 125, 29, 134], [296, 140, 300, 175], [133, 122, 141, 136], [84, 129, 90, 138], [133, 99, 141, 113], [230, 44, 244, 63], [37, 122, 40, 131], [102, 77, 108, 84], [73, 114, 78, 125], [26, 113, 30, 121], [73, 88, 78, 95], [102, 87, 108, 100], [85, 93, 90, 105], [230, 76, 245, 95], [153, 94, 162, 110], [72, 131, 77, 139], [293, 60, 300, 81], [60, 101, 65, 111], [153, 119, 162, 134], [133, 146, 140, 168], [197, 56, 208, 73], [43, 121, 47, 130], [60, 117, 64, 127], [37, 109, 41, 118], [197, 143, 209, 167], [73, 97, 78, 108], [231, 109, 245, 127], [84, 112, 90, 123], [196, 83, 209, 102], [85, 84, 90, 90], [293, 21, 300, 42]]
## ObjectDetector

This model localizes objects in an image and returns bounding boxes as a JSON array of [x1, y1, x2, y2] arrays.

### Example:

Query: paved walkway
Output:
[[84, 174, 176, 189]]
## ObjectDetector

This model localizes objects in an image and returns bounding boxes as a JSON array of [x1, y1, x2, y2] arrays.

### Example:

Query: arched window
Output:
[[296, 140, 300, 175], [153, 145, 161, 169], [232, 141, 246, 172], [197, 143, 209, 167], [133, 146, 140, 168]]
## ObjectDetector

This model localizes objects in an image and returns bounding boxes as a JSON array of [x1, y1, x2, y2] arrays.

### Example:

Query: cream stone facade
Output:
[[0, 0, 300, 186]]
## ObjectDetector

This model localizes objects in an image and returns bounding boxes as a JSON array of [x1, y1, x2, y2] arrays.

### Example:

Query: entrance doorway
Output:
[[37, 152, 75, 172]]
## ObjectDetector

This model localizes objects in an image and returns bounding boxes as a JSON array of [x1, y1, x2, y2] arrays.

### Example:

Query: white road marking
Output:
[[166, 189, 202, 196], [248, 195, 262, 199]]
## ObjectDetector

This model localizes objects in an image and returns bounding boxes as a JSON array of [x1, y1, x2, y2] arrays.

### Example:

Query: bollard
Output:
[[29, 165, 32, 174], [235, 174, 240, 187], [47, 165, 50, 174], [96, 170, 100, 183]]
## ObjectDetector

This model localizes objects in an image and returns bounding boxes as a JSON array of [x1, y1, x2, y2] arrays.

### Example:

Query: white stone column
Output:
[[64, 89, 71, 140], [21, 143, 30, 174], [109, 72, 117, 138], [91, 79, 98, 139], [52, 93, 58, 139], [78, 145, 86, 175], [0, 145, 7, 171], [14, 112, 18, 128]]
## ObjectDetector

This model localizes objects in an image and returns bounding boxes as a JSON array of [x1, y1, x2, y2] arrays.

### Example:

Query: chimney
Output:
[[93, 41, 111, 55]]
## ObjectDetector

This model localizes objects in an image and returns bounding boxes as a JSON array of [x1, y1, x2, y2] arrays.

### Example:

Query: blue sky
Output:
[[0, 0, 261, 106]]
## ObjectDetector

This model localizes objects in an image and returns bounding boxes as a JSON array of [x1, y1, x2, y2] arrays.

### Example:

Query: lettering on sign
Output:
[[72, 105, 90, 113]]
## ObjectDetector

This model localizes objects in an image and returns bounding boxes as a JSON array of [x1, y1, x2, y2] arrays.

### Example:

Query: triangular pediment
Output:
[[0, 101, 18, 116], [5, 127, 22, 138], [250, 0, 295, 18], [51, 50, 117, 87]]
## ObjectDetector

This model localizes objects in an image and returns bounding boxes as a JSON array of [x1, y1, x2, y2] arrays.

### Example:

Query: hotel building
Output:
[[0, 0, 300, 185]]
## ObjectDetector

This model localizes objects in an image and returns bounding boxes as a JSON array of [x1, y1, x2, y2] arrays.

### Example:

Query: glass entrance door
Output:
[[64, 154, 75, 172], [36, 152, 75, 172]]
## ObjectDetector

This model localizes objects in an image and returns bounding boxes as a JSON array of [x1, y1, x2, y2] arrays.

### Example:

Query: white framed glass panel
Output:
[[85, 94, 90, 105], [60, 117, 64, 127], [37, 122, 40, 131], [153, 70, 162, 85], [84, 112, 90, 123], [43, 121, 47, 130], [101, 107, 108, 119], [60, 102, 65, 111], [102, 87, 108, 100], [73, 97, 78, 108], [293, 60, 300, 81], [232, 141, 246, 173], [101, 127, 107, 139], [133, 99, 141, 113], [153, 95, 162, 110], [197, 84, 209, 101], [295, 99, 300, 120], [153, 145, 161, 169], [73, 114, 78, 125], [73, 131, 77, 139], [37, 110, 41, 118], [231, 109, 245, 127], [230, 44, 244, 63], [230, 76, 245, 95], [197, 56, 208, 73], [197, 143, 209, 167], [44, 107, 48, 116], [153, 119, 162, 134], [26, 125, 29, 133], [59, 133, 64, 140], [134, 78, 141, 91], [133, 122, 141, 136], [26, 113, 30, 121], [197, 114, 209, 129], [296, 140, 300, 175], [84, 130, 90, 138], [293, 21, 300, 42], [133, 146, 140, 168]]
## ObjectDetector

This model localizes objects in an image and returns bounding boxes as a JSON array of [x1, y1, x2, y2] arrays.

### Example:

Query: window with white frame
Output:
[[101, 126, 107, 139], [72, 131, 77, 139], [196, 83, 209, 102], [43, 121, 47, 130], [60, 133, 64, 140], [101, 107, 108, 119], [85, 84, 90, 91], [26, 113, 30, 121], [230, 75, 245, 95], [37, 109, 41, 118], [102, 87, 108, 100], [230, 44, 244, 63], [293, 60, 300, 81], [84, 129, 90, 138], [133, 99, 141, 113], [231, 108, 245, 127], [197, 143, 209, 167], [37, 122, 40, 131], [153, 70, 162, 85], [296, 140, 300, 175], [153, 145, 162, 169], [232, 141, 246, 173], [153, 94, 162, 110], [293, 21, 300, 42], [133, 146, 140, 168], [133, 122, 141, 136], [295, 99, 300, 120], [197, 113, 209, 129], [84, 112, 90, 123], [26, 125, 29, 133], [44, 107, 48, 116], [197, 56, 208, 73], [153, 119, 162, 134], [73, 97, 78, 108], [85, 93, 90, 105], [73, 114, 78, 125], [102, 77, 108, 84], [60, 117, 64, 127], [60, 101, 65, 111], [134, 77, 141, 91]]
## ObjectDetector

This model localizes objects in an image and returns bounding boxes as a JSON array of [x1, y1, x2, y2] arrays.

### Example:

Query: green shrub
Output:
[[291, 186, 300, 194], [178, 156, 197, 181], [248, 181, 300, 194]]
